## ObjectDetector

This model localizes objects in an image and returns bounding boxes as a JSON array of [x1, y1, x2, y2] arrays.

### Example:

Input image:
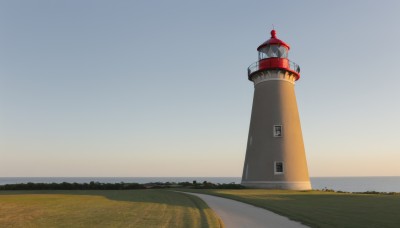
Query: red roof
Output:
[[257, 30, 290, 51]]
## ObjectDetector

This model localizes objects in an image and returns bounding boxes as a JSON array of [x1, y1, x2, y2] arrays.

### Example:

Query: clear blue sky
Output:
[[1, 0, 400, 177]]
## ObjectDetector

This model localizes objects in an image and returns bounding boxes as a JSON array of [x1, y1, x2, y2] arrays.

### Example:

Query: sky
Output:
[[1, 0, 400, 177]]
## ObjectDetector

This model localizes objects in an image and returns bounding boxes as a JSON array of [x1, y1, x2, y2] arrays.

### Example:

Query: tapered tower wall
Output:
[[241, 70, 311, 190]]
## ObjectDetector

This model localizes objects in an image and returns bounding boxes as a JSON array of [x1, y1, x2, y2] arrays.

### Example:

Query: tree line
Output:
[[0, 181, 245, 190]]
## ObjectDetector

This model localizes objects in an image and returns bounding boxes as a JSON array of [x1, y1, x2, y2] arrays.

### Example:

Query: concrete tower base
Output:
[[241, 181, 312, 190]]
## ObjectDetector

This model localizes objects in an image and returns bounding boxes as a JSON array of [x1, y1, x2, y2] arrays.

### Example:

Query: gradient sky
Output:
[[1, 1, 400, 177]]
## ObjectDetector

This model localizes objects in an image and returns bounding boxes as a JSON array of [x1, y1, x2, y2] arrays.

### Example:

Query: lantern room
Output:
[[258, 44, 288, 59], [257, 30, 290, 60], [248, 30, 300, 81]]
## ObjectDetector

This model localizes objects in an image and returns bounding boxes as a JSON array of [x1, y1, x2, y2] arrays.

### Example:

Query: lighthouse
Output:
[[241, 29, 311, 190]]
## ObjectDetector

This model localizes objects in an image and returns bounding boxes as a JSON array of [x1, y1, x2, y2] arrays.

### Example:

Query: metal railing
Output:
[[248, 58, 300, 76]]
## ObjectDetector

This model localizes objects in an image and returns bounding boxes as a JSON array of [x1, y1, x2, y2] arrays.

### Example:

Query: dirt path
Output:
[[182, 192, 309, 228]]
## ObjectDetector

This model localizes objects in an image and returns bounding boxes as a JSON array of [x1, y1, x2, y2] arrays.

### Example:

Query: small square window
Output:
[[273, 125, 282, 137], [274, 161, 284, 174]]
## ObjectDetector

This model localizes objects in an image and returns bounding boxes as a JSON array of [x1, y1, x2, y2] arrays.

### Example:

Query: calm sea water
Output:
[[1, 176, 400, 192]]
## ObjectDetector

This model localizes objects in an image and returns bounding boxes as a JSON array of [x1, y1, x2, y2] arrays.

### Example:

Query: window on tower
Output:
[[274, 162, 284, 174], [273, 125, 282, 137]]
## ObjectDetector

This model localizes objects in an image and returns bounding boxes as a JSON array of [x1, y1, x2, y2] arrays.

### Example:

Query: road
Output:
[[182, 192, 309, 228]]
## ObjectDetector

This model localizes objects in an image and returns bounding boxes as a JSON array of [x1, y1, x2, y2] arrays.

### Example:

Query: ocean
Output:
[[1, 176, 400, 193]]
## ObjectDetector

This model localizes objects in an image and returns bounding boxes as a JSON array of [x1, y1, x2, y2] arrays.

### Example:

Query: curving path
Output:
[[182, 192, 309, 228]]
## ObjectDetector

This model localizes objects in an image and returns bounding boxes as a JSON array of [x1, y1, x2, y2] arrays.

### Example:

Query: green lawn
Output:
[[180, 189, 400, 228], [0, 190, 222, 228]]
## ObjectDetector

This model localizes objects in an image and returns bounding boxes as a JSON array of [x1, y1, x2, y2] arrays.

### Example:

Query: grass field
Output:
[[3, 188, 400, 228], [181, 189, 400, 228], [0, 190, 222, 228]]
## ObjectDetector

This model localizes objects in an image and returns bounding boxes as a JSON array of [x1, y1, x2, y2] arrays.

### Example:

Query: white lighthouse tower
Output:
[[241, 29, 311, 190]]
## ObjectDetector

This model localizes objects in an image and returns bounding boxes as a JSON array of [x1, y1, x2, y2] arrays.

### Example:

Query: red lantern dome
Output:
[[257, 30, 290, 51]]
